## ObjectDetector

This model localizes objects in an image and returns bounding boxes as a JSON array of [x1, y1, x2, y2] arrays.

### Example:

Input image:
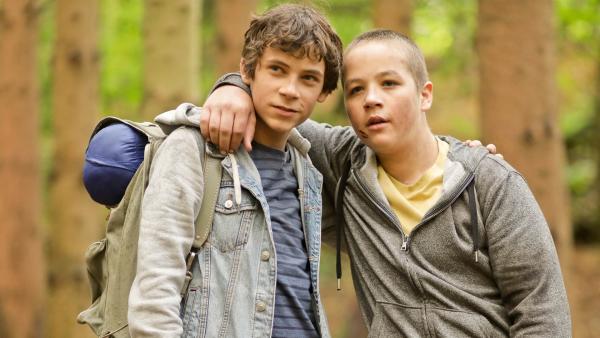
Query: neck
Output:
[[253, 120, 289, 151], [377, 128, 438, 185]]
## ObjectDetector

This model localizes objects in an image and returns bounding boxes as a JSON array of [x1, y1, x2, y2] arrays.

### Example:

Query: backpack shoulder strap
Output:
[[181, 149, 222, 298], [90, 116, 166, 142], [193, 151, 222, 249]]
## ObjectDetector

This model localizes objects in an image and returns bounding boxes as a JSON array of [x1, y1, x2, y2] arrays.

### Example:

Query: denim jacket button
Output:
[[224, 200, 233, 209], [256, 301, 266, 312], [260, 250, 271, 261]]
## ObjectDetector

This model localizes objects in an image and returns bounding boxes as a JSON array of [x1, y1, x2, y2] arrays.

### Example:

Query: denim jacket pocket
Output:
[[209, 184, 257, 252]]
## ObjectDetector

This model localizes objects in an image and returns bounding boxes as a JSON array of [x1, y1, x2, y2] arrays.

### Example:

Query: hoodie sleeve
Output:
[[295, 120, 359, 247], [128, 127, 204, 338], [476, 157, 571, 337]]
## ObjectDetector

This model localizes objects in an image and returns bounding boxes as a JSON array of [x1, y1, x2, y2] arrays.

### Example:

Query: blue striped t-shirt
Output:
[[250, 142, 319, 338]]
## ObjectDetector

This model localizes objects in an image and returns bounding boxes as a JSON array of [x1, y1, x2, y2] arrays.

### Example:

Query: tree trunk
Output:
[[215, 0, 258, 74], [477, 0, 572, 265], [47, 1, 101, 337], [595, 43, 600, 228], [372, 0, 413, 36], [140, 0, 201, 120], [0, 1, 45, 337]]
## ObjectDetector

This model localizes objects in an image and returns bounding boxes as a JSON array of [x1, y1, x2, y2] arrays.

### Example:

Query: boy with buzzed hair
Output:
[[128, 4, 342, 338], [195, 29, 571, 336]]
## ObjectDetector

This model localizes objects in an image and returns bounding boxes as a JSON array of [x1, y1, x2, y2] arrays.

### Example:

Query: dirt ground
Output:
[[569, 245, 600, 337]]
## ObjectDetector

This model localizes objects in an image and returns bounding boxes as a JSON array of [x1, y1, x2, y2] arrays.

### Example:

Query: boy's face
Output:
[[241, 47, 327, 145], [343, 40, 432, 154]]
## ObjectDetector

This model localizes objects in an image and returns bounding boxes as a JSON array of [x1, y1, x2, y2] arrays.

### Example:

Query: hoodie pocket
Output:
[[428, 307, 499, 338], [368, 302, 425, 338]]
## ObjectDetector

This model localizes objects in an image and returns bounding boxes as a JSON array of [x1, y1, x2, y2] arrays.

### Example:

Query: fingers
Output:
[[464, 139, 503, 159], [485, 143, 497, 154], [243, 109, 256, 152], [466, 139, 482, 147], [208, 107, 222, 149], [218, 110, 235, 154], [199, 107, 211, 141], [230, 109, 248, 152], [202, 85, 254, 153]]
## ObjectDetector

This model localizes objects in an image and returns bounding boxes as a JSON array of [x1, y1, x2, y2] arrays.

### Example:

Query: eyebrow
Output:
[[344, 70, 402, 87], [265, 59, 324, 78]]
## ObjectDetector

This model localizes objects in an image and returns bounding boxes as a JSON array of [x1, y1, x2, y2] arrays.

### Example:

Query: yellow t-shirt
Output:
[[377, 138, 449, 235]]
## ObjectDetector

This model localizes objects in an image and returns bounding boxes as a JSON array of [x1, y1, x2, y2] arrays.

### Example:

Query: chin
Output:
[[266, 121, 297, 134], [364, 137, 394, 154]]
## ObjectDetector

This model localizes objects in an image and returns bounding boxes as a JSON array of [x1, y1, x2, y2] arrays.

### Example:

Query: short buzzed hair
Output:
[[344, 29, 429, 89]]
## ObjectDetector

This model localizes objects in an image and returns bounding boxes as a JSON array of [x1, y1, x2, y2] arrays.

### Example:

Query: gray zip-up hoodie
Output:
[[296, 120, 571, 337], [169, 108, 571, 337]]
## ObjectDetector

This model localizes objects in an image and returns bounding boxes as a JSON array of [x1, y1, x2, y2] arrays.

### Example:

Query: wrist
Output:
[[210, 72, 251, 97]]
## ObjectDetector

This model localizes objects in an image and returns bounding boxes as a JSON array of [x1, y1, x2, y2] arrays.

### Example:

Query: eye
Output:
[[302, 74, 318, 82], [382, 80, 398, 87], [347, 86, 363, 96], [268, 65, 282, 73]]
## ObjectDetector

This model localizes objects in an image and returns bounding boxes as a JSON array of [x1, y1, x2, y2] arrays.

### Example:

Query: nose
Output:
[[279, 79, 300, 99], [363, 86, 383, 110]]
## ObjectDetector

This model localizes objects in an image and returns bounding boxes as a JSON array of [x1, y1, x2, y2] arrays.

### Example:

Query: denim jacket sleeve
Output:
[[128, 127, 205, 338]]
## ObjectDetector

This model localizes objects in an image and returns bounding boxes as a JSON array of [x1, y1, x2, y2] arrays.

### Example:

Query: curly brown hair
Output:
[[241, 4, 343, 94]]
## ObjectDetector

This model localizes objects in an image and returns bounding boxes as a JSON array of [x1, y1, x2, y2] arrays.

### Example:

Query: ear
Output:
[[420, 81, 433, 111], [317, 91, 329, 103], [240, 58, 251, 85]]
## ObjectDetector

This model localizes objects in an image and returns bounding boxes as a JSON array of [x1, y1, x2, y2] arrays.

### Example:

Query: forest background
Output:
[[1, 0, 599, 337]]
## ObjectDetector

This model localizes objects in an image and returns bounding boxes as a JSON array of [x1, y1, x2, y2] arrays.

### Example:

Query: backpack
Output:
[[77, 117, 222, 338]]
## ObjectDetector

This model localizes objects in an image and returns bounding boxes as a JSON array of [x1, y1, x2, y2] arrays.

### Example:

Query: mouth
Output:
[[272, 104, 299, 114], [366, 115, 388, 127]]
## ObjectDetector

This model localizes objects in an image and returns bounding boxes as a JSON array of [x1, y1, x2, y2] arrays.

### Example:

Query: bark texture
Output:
[[477, 0, 572, 264], [140, 0, 200, 119], [47, 1, 102, 337], [215, 0, 258, 74], [0, 0, 45, 337], [372, 0, 413, 36]]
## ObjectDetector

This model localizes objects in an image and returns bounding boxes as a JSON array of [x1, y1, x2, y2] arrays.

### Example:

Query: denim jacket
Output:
[[128, 104, 330, 338]]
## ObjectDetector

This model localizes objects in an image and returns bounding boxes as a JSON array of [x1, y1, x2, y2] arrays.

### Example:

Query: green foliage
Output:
[[35, 0, 599, 243], [39, 0, 54, 135], [556, 0, 600, 241], [101, 0, 143, 118]]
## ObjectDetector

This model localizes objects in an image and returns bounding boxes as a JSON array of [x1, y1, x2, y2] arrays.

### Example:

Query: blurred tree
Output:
[[140, 0, 201, 119], [216, 0, 258, 74], [477, 0, 573, 263], [595, 44, 600, 232], [372, 0, 413, 36], [0, 0, 45, 337], [47, 1, 101, 337]]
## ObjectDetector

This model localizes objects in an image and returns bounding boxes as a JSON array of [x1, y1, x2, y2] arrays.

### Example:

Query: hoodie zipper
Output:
[[353, 170, 411, 249], [419, 174, 475, 226], [353, 170, 475, 252]]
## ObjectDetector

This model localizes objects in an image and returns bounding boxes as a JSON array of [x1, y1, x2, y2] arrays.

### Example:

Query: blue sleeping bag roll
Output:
[[83, 123, 147, 206]]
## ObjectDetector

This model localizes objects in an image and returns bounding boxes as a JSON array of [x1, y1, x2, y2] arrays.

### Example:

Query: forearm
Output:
[[128, 128, 204, 337], [210, 72, 250, 96]]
